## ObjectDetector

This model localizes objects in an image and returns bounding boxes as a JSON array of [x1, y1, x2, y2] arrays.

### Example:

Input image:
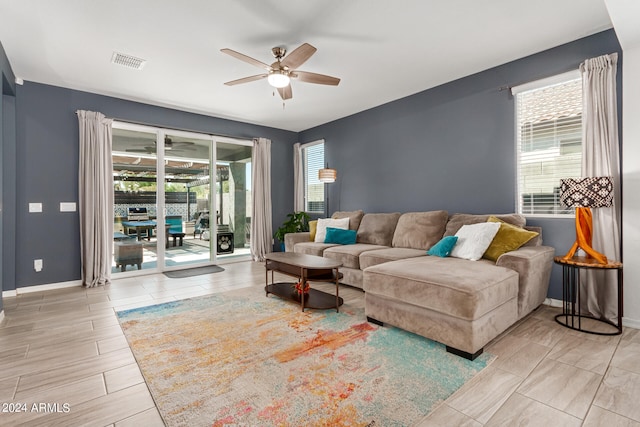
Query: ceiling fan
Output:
[[126, 136, 196, 154], [221, 43, 340, 100]]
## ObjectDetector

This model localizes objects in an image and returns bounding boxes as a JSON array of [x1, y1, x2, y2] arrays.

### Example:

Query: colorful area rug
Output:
[[117, 289, 493, 426]]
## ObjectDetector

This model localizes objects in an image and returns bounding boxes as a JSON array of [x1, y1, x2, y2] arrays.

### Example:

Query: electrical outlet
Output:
[[60, 202, 76, 212], [34, 259, 43, 272]]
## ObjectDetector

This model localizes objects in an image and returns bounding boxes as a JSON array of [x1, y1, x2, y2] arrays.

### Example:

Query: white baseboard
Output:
[[2, 280, 83, 298], [622, 317, 640, 329], [544, 298, 563, 308], [544, 297, 639, 329], [2, 290, 17, 298]]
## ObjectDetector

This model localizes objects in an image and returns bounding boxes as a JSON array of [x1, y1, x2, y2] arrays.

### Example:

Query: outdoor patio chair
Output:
[[194, 215, 210, 239]]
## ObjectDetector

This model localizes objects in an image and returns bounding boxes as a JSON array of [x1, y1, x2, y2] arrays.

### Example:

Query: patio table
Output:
[[121, 220, 157, 241]]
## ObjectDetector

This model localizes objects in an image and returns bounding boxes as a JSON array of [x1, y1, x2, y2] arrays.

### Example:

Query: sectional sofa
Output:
[[285, 210, 554, 359]]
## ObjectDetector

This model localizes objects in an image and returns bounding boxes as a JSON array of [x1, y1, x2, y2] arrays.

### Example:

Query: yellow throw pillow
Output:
[[309, 220, 318, 241], [483, 216, 539, 261]]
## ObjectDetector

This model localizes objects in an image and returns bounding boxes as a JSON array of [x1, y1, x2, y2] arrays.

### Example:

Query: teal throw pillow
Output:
[[324, 227, 357, 245], [427, 236, 458, 257]]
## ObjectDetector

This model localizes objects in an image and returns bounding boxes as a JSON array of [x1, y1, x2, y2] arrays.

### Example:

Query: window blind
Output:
[[302, 142, 325, 213], [516, 77, 582, 215]]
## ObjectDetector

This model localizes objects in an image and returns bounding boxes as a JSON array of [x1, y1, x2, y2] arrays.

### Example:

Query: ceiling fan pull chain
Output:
[[282, 102, 285, 110]]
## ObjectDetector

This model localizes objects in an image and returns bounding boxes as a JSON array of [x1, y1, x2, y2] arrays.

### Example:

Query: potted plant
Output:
[[274, 211, 310, 251]]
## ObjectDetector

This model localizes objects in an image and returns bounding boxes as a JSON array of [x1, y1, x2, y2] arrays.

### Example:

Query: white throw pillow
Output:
[[314, 217, 350, 243], [450, 222, 501, 261]]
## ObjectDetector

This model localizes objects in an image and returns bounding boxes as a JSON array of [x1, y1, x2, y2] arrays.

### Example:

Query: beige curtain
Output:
[[251, 138, 272, 261], [580, 53, 621, 322], [293, 143, 304, 212], [77, 110, 113, 287]]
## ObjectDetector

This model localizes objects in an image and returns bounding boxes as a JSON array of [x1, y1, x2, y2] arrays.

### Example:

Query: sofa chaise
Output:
[[285, 210, 554, 359]]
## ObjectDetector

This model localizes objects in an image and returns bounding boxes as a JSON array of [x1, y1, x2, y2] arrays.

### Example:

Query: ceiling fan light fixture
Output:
[[221, 43, 339, 100], [267, 71, 290, 88]]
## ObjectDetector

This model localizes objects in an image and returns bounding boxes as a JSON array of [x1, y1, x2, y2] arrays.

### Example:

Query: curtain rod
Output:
[[498, 51, 617, 94], [498, 70, 577, 93], [74, 111, 254, 142], [509, 69, 581, 95]]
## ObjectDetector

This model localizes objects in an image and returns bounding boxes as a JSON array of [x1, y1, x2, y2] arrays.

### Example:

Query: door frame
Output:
[[112, 121, 253, 277]]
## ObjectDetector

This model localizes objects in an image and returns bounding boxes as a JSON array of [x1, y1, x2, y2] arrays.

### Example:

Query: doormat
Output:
[[117, 288, 493, 426], [163, 265, 225, 278]]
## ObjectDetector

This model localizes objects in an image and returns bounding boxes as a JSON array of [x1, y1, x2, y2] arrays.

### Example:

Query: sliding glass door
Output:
[[163, 132, 212, 269], [215, 140, 253, 258], [111, 123, 252, 276], [112, 126, 161, 273]]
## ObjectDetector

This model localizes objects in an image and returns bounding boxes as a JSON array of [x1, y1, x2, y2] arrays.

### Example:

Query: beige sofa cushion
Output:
[[323, 244, 389, 269], [444, 213, 526, 237], [332, 210, 365, 231], [357, 213, 401, 246], [392, 211, 448, 250], [360, 247, 427, 269], [364, 256, 518, 321], [293, 242, 339, 257], [522, 226, 543, 247]]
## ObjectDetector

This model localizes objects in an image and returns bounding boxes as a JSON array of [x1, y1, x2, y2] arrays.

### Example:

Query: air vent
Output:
[[111, 52, 146, 70]]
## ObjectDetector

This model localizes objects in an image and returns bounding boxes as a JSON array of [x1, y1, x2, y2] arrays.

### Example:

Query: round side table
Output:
[[554, 256, 623, 335]]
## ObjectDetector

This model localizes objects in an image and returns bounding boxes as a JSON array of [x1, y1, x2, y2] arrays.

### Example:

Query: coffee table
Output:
[[264, 252, 344, 312]]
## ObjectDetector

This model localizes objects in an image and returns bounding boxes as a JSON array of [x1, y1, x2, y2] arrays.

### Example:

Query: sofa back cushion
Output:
[[444, 213, 526, 237], [357, 213, 401, 246], [522, 226, 543, 247], [392, 210, 449, 250], [332, 210, 365, 231]]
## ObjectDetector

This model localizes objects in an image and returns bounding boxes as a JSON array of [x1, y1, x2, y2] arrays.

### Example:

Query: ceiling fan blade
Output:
[[220, 48, 272, 71], [292, 71, 340, 86], [277, 85, 292, 100], [224, 74, 268, 86], [280, 43, 317, 69]]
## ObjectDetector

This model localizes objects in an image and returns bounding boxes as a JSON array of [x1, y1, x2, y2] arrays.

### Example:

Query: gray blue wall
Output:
[[10, 83, 296, 288], [299, 30, 622, 300], [1, 29, 624, 303], [1, 39, 17, 312]]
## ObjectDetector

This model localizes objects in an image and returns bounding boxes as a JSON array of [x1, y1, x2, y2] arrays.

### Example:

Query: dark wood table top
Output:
[[265, 252, 342, 269]]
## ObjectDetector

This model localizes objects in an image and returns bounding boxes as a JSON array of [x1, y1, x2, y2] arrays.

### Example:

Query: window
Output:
[[514, 71, 582, 216], [301, 140, 325, 213]]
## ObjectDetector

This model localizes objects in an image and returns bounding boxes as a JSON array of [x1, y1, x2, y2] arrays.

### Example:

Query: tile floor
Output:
[[0, 260, 638, 426]]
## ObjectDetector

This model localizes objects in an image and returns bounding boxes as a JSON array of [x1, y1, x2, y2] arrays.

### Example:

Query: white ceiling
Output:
[[0, 0, 613, 132]]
